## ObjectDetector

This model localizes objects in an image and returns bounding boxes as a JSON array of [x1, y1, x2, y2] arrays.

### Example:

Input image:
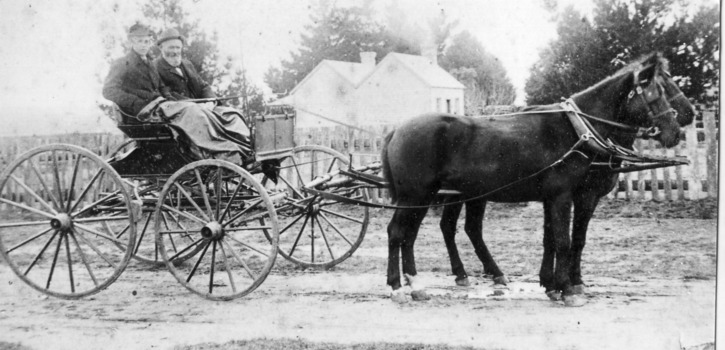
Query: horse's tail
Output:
[[381, 129, 397, 203]]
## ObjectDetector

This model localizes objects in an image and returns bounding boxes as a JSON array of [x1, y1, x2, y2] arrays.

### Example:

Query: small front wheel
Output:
[[155, 160, 279, 300]]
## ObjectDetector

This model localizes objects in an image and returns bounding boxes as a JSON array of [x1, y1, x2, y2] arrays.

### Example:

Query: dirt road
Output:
[[0, 204, 717, 350]]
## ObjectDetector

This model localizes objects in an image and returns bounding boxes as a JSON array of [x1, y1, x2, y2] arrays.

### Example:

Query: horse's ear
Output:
[[636, 53, 662, 84]]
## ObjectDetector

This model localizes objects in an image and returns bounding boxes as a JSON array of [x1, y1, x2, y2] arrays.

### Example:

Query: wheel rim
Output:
[[0, 144, 136, 299], [271, 145, 369, 268], [155, 160, 279, 300]]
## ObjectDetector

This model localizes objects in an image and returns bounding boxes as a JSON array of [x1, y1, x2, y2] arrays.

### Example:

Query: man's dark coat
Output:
[[102, 51, 169, 117], [155, 58, 215, 100]]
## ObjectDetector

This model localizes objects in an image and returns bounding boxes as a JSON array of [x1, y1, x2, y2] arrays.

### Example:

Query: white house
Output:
[[279, 51, 465, 128]]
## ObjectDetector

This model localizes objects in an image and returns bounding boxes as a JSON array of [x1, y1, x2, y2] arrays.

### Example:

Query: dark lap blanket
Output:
[[155, 102, 251, 164]]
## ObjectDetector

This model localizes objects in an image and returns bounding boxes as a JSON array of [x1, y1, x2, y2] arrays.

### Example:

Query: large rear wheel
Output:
[[0, 144, 136, 299]]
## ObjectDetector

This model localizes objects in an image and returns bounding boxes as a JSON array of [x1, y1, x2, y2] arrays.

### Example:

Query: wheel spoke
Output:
[[222, 239, 258, 281], [320, 208, 364, 224], [164, 211, 194, 243], [0, 220, 52, 229], [290, 157, 306, 188], [51, 150, 65, 207], [161, 204, 207, 225], [23, 230, 59, 276], [68, 231, 98, 287], [74, 216, 130, 224], [174, 183, 211, 222], [5, 227, 53, 254], [72, 190, 122, 218], [133, 213, 153, 255], [74, 223, 127, 245], [72, 228, 117, 269], [194, 169, 214, 221], [224, 234, 270, 258], [186, 241, 211, 283], [225, 225, 272, 231], [168, 238, 204, 261], [209, 240, 217, 294], [218, 239, 237, 293], [215, 166, 222, 221], [29, 160, 63, 211], [223, 198, 263, 227], [65, 154, 83, 211], [68, 169, 103, 213], [318, 212, 353, 246], [8, 175, 57, 215], [288, 210, 311, 258], [219, 178, 243, 223], [279, 211, 305, 235], [277, 174, 304, 199], [64, 233, 75, 293], [315, 216, 335, 261], [46, 232, 64, 289], [0, 198, 56, 220]]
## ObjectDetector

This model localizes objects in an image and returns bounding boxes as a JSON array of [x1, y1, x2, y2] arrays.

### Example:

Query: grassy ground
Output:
[[173, 338, 487, 350]]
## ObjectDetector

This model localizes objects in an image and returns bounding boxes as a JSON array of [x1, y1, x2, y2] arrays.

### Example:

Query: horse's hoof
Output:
[[455, 277, 470, 287], [411, 289, 431, 301], [493, 276, 509, 285], [546, 290, 562, 301], [391, 290, 408, 304], [563, 294, 587, 307], [571, 284, 586, 295]]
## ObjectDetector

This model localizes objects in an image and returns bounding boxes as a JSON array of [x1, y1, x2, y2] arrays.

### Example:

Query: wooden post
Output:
[[702, 110, 718, 198], [648, 139, 660, 201], [675, 145, 685, 201], [662, 146, 672, 201], [685, 124, 701, 199], [636, 140, 647, 200]]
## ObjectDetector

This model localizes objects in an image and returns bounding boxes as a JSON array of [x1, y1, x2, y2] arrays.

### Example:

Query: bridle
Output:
[[625, 65, 678, 139]]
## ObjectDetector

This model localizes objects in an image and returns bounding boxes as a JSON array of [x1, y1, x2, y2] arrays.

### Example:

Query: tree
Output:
[[441, 30, 516, 109], [264, 0, 421, 96], [525, 0, 720, 106]]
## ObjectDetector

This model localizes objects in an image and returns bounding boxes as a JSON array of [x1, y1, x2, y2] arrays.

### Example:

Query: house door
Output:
[[446, 99, 451, 113]]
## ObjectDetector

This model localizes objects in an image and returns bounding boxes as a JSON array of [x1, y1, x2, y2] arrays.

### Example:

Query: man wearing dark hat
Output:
[[155, 28, 215, 104], [103, 23, 171, 121]]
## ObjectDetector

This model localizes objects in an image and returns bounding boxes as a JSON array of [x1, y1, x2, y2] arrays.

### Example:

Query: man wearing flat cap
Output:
[[103, 23, 250, 163], [103, 23, 172, 120], [155, 28, 216, 104]]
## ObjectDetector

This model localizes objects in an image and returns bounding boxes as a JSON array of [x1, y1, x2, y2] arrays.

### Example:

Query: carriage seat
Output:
[[111, 104, 174, 141]]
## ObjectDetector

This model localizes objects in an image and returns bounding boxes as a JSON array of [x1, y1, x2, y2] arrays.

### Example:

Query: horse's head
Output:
[[621, 53, 683, 148], [659, 69, 697, 127]]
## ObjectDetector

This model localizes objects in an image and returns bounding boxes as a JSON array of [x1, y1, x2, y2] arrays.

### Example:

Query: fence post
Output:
[[702, 110, 718, 198], [662, 146, 672, 201], [685, 124, 702, 199]]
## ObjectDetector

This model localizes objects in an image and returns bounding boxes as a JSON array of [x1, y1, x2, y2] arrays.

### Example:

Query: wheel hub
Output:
[[201, 221, 224, 240], [50, 213, 72, 231]]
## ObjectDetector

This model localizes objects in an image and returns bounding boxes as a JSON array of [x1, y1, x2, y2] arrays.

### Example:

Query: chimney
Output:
[[422, 42, 438, 66], [360, 51, 377, 69]]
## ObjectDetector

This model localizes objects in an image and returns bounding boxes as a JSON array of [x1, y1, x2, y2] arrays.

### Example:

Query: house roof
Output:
[[385, 53, 465, 89], [288, 52, 464, 97], [289, 60, 374, 96]]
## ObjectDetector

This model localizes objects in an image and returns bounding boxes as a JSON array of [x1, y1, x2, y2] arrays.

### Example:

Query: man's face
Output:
[[130, 35, 152, 56], [160, 39, 183, 67]]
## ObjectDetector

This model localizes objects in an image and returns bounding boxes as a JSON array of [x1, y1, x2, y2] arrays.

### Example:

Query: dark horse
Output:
[[439, 54, 696, 291], [381, 52, 690, 305]]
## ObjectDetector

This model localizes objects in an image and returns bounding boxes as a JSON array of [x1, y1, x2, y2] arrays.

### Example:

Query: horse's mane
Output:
[[573, 52, 669, 97]]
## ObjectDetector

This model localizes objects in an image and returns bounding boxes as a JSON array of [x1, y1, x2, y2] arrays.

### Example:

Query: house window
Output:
[[454, 98, 460, 115], [436, 98, 441, 112], [446, 99, 451, 113]]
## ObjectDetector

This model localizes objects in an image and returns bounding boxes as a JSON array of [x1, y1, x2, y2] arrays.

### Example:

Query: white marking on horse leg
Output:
[[390, 288, 408, 303]]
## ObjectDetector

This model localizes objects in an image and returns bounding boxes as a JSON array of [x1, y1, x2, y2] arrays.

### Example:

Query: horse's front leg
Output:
[[571, 191, 602, 295], [440, 201, 469, 286], [545, 194, 585, 306]]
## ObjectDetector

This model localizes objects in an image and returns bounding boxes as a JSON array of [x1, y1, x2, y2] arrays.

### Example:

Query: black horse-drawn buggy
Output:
[[0, 104, 372, 301]]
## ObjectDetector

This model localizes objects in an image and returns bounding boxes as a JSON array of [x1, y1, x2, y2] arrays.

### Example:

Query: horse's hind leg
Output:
[[387, 207, 429, 302], [440, 201, 469, 286], [464, 200, 508, 285]]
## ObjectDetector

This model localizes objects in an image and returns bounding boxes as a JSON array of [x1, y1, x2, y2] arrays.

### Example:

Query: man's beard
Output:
[[164, 54, 182, 67]]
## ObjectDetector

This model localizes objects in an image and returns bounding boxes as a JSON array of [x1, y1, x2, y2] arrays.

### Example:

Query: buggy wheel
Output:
[[0, 144, 136, 299], [272, 145, 369, 269], [107, 139, 135, 160], [155, 160, 279, 300]]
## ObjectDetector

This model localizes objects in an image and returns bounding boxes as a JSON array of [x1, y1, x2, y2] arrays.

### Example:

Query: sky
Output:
[[0, 0, 717, 136]]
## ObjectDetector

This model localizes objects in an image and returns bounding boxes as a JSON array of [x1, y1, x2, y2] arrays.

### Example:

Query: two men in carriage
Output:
[[102, 23, 250, 164]]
